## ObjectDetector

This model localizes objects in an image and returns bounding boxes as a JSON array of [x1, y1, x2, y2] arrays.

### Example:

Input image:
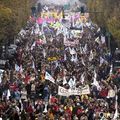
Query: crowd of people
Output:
[[0, 5, 120, 120]]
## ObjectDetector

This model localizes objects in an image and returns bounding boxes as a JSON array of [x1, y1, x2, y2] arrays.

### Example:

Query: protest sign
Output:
[[71, 30, 83, 37], [58, 86, 70, 96], [47, 56, 60, 61], [58, 85, 90, 96], [64, 38, 79, 46], [41, 11, 63, 20]]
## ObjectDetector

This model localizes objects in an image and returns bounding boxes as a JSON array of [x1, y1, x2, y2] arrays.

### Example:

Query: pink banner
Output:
[[36, 17, 56, 24]]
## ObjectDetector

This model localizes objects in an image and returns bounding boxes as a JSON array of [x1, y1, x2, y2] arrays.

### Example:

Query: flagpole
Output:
[[113, 85, 118, 120]]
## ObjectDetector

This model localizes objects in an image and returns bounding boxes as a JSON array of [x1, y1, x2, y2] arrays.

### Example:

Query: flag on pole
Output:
[[43, 49, 46, 58], [74, 54, 78, 63], [80, 44, 83, 54], [0, 75, 2, 83], [19, 99, 23, 111], [81, 58, 85, 66], [71, 54, 74, 62], [15, 64, 20, 72], [45, 72, 55, 83], [95, 37, 100, 44], [89, 50, 93, 61], [101, 36, 106, 44], [109, 64, 113, 75], [92, 70, 101, 91], [64, 53, 67, 61], [80, 73, 85, 84], [100, 56, 108, 66], [7, 89, 11, 100], [63, 76, 67, 85], [97, 27, 100, 32], [19, 65, 23, 73], [32, 61, 35, 70], [43, 102, 48, 113], [83, 44, 87, 54], [31, 41, 36, 50], [113, 95, 118, 119], [68, 77, 76, 89], [69, 47, 76, 55], [71, 54, 77, 62], [99, 56, 105, 66]]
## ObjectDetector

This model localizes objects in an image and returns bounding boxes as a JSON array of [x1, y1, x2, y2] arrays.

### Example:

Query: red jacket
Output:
[[50, 96, 58, 103], [65, 108, 72, 117], [10, 83, 17, 91], [77, 108, 83, 115], [53, 105, 59, 112], [99, 88, 108, 97], [24, 75, 30, 84], [26, 105, 33, 113]]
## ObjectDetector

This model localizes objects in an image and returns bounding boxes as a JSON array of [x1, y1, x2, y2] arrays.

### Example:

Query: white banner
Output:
[[58, 85, 90, 96], [45, 72, 55, 83], [64, 38, 79, 46], [58, 86, 69, 96]]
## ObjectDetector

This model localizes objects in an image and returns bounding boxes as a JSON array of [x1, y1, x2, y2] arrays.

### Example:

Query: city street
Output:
[[0, 0, 120, 120]]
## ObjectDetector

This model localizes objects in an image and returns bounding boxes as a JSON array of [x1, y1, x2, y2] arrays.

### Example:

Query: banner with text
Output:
[[58, 85, 90, 96]]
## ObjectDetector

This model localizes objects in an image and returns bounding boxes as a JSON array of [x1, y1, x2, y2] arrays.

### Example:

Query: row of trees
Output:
[[87, 0, 120, 47], [0, 0, 35, 45]]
